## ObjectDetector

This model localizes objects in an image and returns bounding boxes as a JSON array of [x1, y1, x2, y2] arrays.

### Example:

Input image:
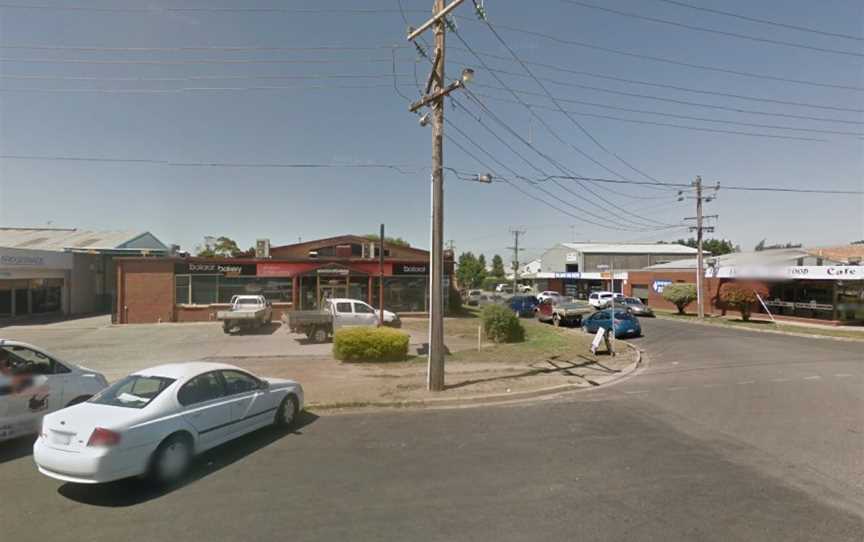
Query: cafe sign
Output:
[[709, 265, 864, 281], [393, 263, 428, 275], [175, 262, 257, 276]]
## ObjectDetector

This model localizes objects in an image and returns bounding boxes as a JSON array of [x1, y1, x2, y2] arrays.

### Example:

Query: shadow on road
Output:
[[226, 322, 282, 336], [445, 356, 618, 391], [0, 435, 37, 464], [57, 410, 319, 507]]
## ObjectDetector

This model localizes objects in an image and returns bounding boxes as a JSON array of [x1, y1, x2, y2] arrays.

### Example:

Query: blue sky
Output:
[[0, 0, 861, 262]]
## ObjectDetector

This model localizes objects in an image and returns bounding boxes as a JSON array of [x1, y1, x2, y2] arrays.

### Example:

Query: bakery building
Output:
[[115, 235, 454, 324], [0, 227, 170, 320]]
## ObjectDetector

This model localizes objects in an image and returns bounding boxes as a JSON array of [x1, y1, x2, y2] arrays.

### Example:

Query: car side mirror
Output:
[[259, 380, 270, 390]]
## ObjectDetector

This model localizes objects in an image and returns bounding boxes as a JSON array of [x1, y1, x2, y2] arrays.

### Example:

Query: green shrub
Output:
[[480, 304, 525, 343], [661, 283, 698, 314], [333, 327, 410, 362], [481, 277, 502, 291]]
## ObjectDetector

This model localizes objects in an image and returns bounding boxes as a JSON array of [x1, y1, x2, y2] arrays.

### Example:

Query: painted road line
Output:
[[803, 375, 822, 380], [771, 378, 793, 382], [737, 380, 756, 385], [834, 374, 854, 378], [624, 390, 650, 395], [666, 387, 688, 391]]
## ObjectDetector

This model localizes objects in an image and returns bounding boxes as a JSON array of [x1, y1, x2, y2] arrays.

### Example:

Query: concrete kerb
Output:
[[308, 341, 643, 414], [653, 313, 864, 343]]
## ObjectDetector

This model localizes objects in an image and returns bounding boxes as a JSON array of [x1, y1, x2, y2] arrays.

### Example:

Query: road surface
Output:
[[1, 318, 862, 541]]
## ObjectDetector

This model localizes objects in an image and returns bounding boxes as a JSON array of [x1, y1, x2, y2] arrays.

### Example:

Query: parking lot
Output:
[[0, 316, 433, 380]]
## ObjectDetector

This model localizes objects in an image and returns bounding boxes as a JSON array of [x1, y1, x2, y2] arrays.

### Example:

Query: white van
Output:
[[588, 291, 625, 309]]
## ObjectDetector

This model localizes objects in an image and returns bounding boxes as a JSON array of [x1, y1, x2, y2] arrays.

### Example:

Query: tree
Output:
[[456, 252, 487, 289], [363, 234, 410, 247], [196, 236, 245, 258], [755, 240, 801, 251], [491, 254, 506, 278], [666, 237, 736, 255], [661, 283, 698, 315], [718, 281, 769, 321], [851, 240, 864, 245], [478, 254, 487, 273]]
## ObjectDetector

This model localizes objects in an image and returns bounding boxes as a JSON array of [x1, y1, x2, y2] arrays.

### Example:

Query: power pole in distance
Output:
[[405, 0, 472, 392], [684, 176, 718, 320], [508, 227, 526, 293]]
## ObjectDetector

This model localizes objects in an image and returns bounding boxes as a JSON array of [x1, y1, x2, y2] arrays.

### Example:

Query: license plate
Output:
[[51, 432, 73, 445]]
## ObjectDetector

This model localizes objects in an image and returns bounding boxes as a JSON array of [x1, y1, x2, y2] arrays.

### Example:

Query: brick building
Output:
[[115, 235, 453, 324]]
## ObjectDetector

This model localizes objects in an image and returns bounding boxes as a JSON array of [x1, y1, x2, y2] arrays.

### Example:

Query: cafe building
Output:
[[115, 235, 454, 324]]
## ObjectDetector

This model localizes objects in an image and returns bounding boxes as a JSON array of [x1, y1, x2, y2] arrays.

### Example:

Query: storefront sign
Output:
[[393, 263, 428, 275], [553, 271, 581, 279], [175, 262, 257, 276], [565, 252, 579, 262], [0, 248, 73, 270], [652, 280, 672, 293], [708, 265, 864, 281], [317, 267, 350, 276]]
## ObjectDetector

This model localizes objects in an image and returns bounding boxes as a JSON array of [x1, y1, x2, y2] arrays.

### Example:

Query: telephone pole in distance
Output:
[[684, 176, 718, 320], [508, 227, 526, 293]]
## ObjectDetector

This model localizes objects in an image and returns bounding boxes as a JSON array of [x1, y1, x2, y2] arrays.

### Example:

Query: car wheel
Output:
[[65, 395, 91, 407], [552, 314, 561, 327], [274, 394, 299, 430], [222, 323, 231, 334], [313, 327, 328, 343], [149, 433, 193, 486]]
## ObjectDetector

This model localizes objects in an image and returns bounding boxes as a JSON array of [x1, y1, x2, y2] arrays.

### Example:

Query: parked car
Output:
[[286, 298, 399, 343], [536, 291, 563, 304], [536, 299, 594, 327], [588, 291, 625, 309], [621, 297, 654, 317], [516, 284, 533, 293], [465, 289, 484, 306], [583, 309, 642, 338], [33, 362, 304, 485], [0, 340, 108, 444], [495, 283, 513, 294], [508, 295, 539, 317], [216, 295, 272, 334]]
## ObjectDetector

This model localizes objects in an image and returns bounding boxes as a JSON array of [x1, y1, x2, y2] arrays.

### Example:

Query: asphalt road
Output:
[[1, 318, 862, 541]]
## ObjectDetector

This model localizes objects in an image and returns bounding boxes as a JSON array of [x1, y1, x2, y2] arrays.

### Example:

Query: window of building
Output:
[[175, 275, 190, 304], [191, 275, 219, 304], [30, 279, 63, 314], [0, 290, 11, 315]]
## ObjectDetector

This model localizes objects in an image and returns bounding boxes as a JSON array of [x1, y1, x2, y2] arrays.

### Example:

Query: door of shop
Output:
[[319, 285, 347, 305]]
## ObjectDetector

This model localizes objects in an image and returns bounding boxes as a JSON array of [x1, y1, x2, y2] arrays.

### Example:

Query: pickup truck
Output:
[[217, 295, 273, 334], [285, 298, 399, 343], [536, 298, 594, 327]]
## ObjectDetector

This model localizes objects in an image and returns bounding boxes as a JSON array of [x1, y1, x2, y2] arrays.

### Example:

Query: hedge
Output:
[[480, 304, 525, 343], [333, 327, 410, 362]]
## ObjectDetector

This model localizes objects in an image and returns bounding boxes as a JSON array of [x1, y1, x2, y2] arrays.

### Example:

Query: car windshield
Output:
[[236, 298, 259, 305], [89, 375, 175, 409]]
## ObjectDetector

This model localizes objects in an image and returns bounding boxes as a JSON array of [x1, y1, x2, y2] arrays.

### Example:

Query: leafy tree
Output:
[[718, 282, 769, 321], [665, 237, 737, 255], [478, 254, 487, 273], [456, 252, 487, 289], [363, 234, 410, 247], [491, 254, 506, 278], [851, 240, 864, 245], [661, 283, 698, 314], [196, 236, 246, 258], [755, 240, 801, 251], [482, 276, 502, 291]]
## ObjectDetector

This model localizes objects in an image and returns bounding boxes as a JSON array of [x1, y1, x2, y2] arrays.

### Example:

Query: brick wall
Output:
[[625, 270, 716, 314], [119, 260, 174, 323]]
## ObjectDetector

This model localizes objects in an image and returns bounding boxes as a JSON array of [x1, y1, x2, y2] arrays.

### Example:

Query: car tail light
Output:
[[87, 428, 121, 447]]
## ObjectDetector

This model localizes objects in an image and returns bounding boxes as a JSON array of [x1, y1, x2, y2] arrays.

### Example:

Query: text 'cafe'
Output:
[[114, 235, 454, 324]]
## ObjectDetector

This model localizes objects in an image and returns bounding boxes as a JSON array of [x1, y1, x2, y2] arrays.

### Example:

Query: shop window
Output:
[[14, 289, 29, 315], [218, 277, 292, 303], [190, 275, 219, 304], [32, 287, 62, 314], [0, 291, 10, 315], [175, 275, 191, 304]]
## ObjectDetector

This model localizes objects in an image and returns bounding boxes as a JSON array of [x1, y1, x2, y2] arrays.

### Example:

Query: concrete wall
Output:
[[70, 253, 99, 315]]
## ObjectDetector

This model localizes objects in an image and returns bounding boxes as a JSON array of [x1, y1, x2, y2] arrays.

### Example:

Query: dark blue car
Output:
[[508, 295, 539, 318], [583, 309, 642, 338]]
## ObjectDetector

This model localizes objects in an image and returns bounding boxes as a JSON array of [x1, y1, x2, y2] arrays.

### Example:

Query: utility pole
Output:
[[684, 176, 718, 320], [405, 0, 471, 392], [508, 228, 526, 293], [379, 223, 385, 327]]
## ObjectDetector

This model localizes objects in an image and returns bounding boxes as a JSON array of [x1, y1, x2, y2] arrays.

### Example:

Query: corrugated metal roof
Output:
[[0, 228, 167, 253], [561, 242, 698, 255], [644, 248, 817, 270]]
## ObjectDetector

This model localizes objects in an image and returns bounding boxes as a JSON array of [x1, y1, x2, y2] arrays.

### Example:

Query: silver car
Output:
[[622, 297, 654, 317]]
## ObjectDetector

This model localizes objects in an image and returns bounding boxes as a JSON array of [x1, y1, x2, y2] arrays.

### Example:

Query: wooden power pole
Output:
[[508, 228, 526, 293], [406, 0, 469, 392], [685, 176, 717, 320]]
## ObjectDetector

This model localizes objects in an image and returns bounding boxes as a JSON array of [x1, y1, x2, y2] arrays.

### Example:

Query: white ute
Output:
[[0, 340, 108, 443], [217, 295, 273, 334]]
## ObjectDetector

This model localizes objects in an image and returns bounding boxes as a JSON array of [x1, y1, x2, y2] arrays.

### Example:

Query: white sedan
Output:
[[34, 362, 303, 485], [1, 340, 108, 443]]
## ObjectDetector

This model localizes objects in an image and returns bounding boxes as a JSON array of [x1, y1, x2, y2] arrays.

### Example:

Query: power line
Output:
[[470, 13, 665, 185], [474, 91, 864, 138], [651, 0, 864, 42], [0, 56, 394, 66], [1, 73, 412, 83], [473, 81, 864, 126], [561, 0, 864, 59], [0, 83, 399, 94], [0, 44, 411, 53], [0, 4, 426, 14], [472, 93, 831, 142], [453, 16, 864, 92]]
